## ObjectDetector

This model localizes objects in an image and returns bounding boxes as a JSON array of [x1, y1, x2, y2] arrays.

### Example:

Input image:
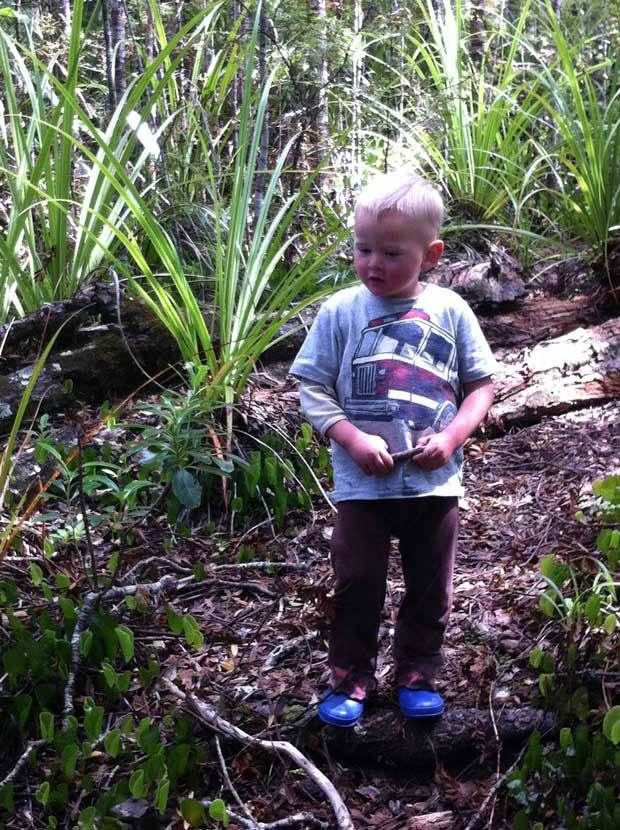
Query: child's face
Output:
[[353, 209, 443, 299]]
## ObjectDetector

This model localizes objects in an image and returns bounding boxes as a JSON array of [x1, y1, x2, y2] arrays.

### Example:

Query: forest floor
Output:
[[1, 288, 619, 829]]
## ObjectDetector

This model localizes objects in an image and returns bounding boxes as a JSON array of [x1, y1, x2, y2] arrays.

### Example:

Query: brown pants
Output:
[[328, 497, 458, 697]]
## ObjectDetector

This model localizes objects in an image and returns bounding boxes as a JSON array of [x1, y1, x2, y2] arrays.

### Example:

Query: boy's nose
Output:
[[369, 252, 382, 269]]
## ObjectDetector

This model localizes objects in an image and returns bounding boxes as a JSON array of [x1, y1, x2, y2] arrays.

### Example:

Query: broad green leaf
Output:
[[584, 594, 601, 626], [35, 781, 50, 806], [115, 625, 135, 663], [603, 614, 616, 634], [559, 728, 573, 750], [166, 605, 184, 635], [39, 711, 54, 740], [172, 469, 202, 509], [84, 705, 104, 741], [181, 798, 206, 827], [80, 630, 93, 658], [593, 476, 620, 504], [61, 743, 79, 778], [603, 706, 620, 745], [209, 799, 229, 826], [104, 729, 122, 758], [30, 563, 44, 586], [154, 776, 170, 815], [0, 783, 15, 812], [129, 769, 147, 799], [55, 573, 71, 590], [102, 662, 118, 688]]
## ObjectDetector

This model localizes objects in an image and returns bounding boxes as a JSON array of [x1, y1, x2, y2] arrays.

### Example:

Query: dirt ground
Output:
[[1, 291, 619, 829]]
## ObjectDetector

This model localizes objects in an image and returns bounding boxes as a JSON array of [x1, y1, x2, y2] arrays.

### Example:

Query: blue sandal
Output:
[[318, 691, 364, 727], [398, 687, 444, 718]]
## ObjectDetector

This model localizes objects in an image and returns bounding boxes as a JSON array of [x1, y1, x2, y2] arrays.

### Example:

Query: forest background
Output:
[[0, 0, 619, 828]]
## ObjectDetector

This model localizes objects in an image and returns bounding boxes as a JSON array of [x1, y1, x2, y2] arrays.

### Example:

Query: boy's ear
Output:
[[422, 240, 444, 270]]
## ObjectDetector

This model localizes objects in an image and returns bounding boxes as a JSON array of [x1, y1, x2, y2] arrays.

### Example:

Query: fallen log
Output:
[[322, 706, 555, 768], [490, 317, 620, 429]]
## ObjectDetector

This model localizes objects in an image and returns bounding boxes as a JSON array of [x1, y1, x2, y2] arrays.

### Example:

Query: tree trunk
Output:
[[315, 0, 330, 183], [101, 0, 117, 112], [254, 5, 270, 222], [110, 0, 126, 103], [351, 0, 363, 188]]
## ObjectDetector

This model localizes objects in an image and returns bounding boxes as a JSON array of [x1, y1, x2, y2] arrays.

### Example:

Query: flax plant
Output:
[[405, 0, 543, 220], [0, 0, 222, 323], [532, 2, 620, 278], [128, 3, 347, 434]]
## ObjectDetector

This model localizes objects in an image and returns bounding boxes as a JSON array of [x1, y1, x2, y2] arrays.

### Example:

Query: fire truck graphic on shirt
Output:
[[344, 309, 459, 432]]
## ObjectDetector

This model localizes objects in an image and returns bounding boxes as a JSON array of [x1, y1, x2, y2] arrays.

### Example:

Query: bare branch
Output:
[[163, 679, 354, 830]]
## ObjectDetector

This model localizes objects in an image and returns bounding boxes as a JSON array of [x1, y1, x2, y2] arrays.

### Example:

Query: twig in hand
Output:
[[390, 446, 424, 463], [163, 679, 355, 830]]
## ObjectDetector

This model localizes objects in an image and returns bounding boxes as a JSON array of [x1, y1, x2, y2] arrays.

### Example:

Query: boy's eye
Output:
[[356, 246, 370, 254], [385, 251, 401, 257]]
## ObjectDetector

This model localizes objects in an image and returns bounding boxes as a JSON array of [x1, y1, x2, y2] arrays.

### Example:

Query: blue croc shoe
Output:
[[318, 691, 364, 727], [398, 687, 444, 719]]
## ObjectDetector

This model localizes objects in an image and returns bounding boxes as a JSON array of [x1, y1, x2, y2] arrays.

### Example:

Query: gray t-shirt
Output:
[[290, 283, 497, 502]]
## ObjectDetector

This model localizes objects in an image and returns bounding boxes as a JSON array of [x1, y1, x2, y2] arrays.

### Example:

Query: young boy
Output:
[[290, 173, 496, 727]]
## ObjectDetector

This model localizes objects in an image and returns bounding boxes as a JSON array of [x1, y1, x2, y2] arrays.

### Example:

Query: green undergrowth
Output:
[[506, 475, 620, 830]]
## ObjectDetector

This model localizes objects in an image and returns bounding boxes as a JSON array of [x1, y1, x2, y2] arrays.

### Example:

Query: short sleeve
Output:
[[455, 303, 497, 383], [289, 303, 344, 387]]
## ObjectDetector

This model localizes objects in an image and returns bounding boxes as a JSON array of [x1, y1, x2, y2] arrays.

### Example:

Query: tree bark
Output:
[[323, 706, 556, 768], [490, 317, 620, 429]]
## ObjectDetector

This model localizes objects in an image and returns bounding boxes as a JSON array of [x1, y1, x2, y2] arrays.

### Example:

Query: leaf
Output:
[[603, 614, 616, 634], [104, 729, 121, 758], [154, 776, 170, 815], [172, 469, 202, 509], [539, 554, 555, 579], [55, 573, 71, 590], [602, 706, 620, 745], [35, 781, 50, 806], [30, 563, 44, 586], [84, 705, 104, 741], [592, 475, 620, 504], [39, 711, 54, 740], [80, 630, 93, 658], [585, 593, 601, 626], [0, 784, 15, 812], [182, 615, 204, 649], [129, 769, 147, 799], [102, 662, 118, 688], [209, 799, 229, 826], [181, 798, 206, 827], [539, 592, 555, 618], [529, 647, 543, 668], [115, 625, 135, 663], [61, 743, 79, 778], [166, 605, 184, 634]]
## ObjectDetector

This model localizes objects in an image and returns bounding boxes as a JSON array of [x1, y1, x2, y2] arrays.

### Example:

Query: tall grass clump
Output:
[[532, 2, 620, 292], [0, 0, 222, 323], [128, 2, 347, 436], [404, 0, 543, 222]]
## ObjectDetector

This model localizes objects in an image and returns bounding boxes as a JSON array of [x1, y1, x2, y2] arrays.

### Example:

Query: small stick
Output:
[[390, 446, 424, 463]]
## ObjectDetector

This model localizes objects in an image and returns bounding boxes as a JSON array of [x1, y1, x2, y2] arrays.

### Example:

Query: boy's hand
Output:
[[413, 431, 457, 471], [327, 421, 394, 476]]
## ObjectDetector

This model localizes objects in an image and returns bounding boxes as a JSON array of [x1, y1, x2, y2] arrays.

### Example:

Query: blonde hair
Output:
[[355, 172, 444, 240]]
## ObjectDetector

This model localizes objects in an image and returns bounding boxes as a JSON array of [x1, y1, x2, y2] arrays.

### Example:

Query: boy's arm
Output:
[[299, 380, 394, 476], [414, 376, 494, 471]]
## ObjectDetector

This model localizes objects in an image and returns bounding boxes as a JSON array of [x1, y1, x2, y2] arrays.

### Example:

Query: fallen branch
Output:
[[0, 739, 47, 790], [265, 631, 319, 668], [64, 575, 176, 727], [163, 679, 354, 830], [199, 801, 328, 830]]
